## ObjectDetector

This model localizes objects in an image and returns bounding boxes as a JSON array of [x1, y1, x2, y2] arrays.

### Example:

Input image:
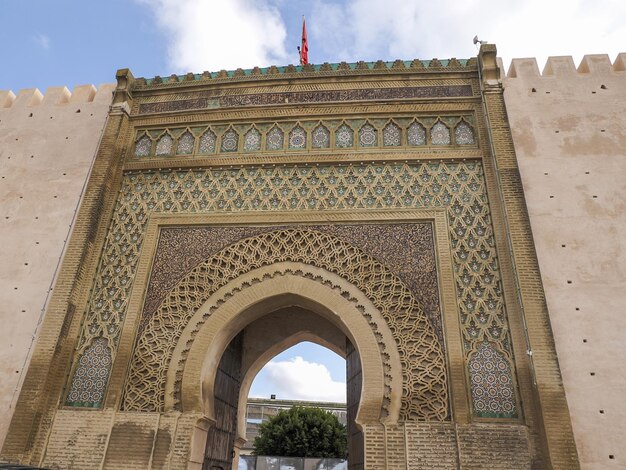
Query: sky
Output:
[[249, 342, 347, 403], [2, 0, 626, 93], [2, 0, 624, 402]]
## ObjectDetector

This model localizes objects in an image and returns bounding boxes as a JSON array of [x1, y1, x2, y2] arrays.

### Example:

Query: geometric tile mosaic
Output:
[[66, 161, 517, 418], [455, 121, 475, 145], [199, 129, 217, 154], [358, 123, 378, 147], [407, 121, 427, 146], [243, 127, 262, 152], [266, 126, 284, 151], [431, 121, 451, 145], [176, 131, 194, 155], [220, 128, 239, 152], [66, 337, 112, 407], [134, 116, 476, 158], [288, 125, 307, 149], [312, 124, 330, 149], [469, 341, 517, 418], [155, 133, 173, 156], [383, 122, 402, 146]]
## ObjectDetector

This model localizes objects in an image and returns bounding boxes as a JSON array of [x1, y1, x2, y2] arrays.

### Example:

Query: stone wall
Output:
[[0, 84, 114, 449], [363, 422, 530, 469], [503, 53, 626, 469], [40, 410, 204, 470], [35, 411, 531, 470]]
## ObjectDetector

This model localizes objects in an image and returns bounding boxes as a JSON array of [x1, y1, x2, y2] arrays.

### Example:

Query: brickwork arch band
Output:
[[176, 267, 397, 428]]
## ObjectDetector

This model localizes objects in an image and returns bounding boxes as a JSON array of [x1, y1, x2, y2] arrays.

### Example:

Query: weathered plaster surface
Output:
[[0, 84, 114, 448], [504, 53, 626, 469]]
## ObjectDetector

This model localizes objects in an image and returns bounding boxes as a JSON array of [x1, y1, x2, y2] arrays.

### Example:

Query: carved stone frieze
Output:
[[138, 86, 474, 115], [141, 223, 441, 344]]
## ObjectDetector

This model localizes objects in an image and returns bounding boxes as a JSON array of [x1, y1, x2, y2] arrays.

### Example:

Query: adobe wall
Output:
[[503, 54, 626, 469], [0, 84, 115, 449]]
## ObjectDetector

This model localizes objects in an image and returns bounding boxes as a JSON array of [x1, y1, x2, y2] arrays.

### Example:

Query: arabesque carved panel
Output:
[[124, 230, 448, 420], [65, 162, 518, 419], [132, 115, 476, 158], [141, 224, 441, 345]]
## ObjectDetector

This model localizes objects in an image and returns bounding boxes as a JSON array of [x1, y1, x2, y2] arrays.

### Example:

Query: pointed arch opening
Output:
[[185, 286, 371, 470]]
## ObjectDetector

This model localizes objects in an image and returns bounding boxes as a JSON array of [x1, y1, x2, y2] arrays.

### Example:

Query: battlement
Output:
[[3, 53, 625, 109], [0, 84, 115, 110], [133, 58, 477, 90], [505, 53, 626, 79]]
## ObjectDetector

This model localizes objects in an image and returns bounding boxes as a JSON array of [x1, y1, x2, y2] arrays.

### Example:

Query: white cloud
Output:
[[139, 0, 626, 75], [310, 0, 626, 71], [252, 356, 346, 403], [139, 0, 290, 73], [33, 33, 50, 50]]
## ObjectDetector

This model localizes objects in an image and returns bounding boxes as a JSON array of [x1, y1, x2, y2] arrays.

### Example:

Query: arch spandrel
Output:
[[122, 228, 449, 422]]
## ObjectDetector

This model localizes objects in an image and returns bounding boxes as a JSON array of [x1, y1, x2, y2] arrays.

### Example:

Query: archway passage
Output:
[[248, 342, 347, 405], [202, 307, 364, 470]]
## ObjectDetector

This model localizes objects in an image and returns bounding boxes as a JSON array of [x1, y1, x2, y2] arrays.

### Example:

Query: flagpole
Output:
[[300, 15, 308, 65]]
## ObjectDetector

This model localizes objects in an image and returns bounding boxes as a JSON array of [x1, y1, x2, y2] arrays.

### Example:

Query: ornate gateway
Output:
[[2, 45, 579, 469]]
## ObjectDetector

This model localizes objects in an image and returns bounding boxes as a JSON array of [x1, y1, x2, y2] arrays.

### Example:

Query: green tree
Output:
[[252, 406, 347, 458]]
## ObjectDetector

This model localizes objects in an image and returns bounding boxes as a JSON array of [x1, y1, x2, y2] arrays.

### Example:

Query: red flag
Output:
[[300, 17, 308, 65]]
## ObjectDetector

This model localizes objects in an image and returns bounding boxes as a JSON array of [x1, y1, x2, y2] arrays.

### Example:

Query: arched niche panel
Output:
[[122, 228, 449, 422]]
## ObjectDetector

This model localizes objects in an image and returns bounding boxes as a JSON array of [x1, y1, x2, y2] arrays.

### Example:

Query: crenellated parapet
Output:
[[0, 81, 116, 452], [0, 84, 114, 110], [133, 58, 478, 89], [505, 53, 626, 79], [501, 50, 626, 470]]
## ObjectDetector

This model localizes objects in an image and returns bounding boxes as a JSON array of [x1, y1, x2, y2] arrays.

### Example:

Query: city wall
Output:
[[503, 53, 626, 469], [0, 84, 115, 448]]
